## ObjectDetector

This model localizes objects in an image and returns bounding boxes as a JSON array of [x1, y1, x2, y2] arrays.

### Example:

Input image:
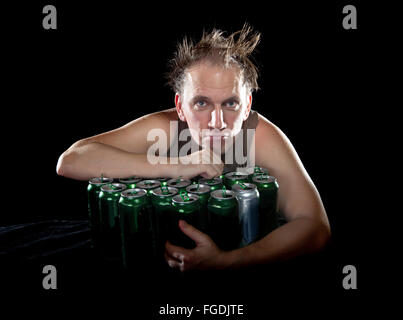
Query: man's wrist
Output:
[[217, 248, 245, 270]]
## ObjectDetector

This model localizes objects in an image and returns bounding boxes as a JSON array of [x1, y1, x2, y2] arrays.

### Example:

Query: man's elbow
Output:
[[56, 151, 75, 178], [314, 221, 331, 251]]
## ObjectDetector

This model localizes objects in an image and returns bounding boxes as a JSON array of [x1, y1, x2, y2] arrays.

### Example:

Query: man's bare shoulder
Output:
[[255, 112, 284, 143], [254, 112, 297, 168], [122, 108, 178, 131]]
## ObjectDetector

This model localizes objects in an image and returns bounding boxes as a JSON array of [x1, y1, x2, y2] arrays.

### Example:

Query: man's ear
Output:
[[243, 94, 252, 121], [175, 93, 186, 121]]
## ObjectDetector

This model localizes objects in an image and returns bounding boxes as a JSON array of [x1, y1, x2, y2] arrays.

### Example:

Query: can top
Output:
[[89, 177, 113, 186], [151, 186, 178, 197], [232, 182, 257, 193], [167, 178, 191, 189], [253, 167, 269, 174], [198, 177, 222, 186], [252, 175, 277, 184], [210, 189, 236, 200], [172, 193, 199, 204], [136, 180, 161, 189], [121, 188, 147, 199], [100, 183, 127, 193], [186, 184, 211, 195], [225, 172, 249, 180], [118, 176, 142, 184], [154, 177, 169, 181]]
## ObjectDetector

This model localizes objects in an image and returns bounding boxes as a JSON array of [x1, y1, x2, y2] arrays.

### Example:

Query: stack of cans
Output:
[[86, 167, 280, 269]]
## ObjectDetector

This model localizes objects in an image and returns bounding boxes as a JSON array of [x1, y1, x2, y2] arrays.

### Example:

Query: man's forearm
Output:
[[57, 141, 174, 181], [220, 217, 330, 269]]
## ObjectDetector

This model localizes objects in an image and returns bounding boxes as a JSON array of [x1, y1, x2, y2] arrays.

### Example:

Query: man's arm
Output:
[[56, 109, 223, 181], [56, 111, 173, 180], [164, 116, 331, 270], [222, 116, 331, 267]]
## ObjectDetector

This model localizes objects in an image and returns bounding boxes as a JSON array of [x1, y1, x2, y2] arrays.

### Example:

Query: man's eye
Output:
[[196, 101, 207, 107], [226, 101, 238, 108]]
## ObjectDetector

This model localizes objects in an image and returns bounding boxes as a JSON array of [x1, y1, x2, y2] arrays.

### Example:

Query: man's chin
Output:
[[203, 138, 233, 155]]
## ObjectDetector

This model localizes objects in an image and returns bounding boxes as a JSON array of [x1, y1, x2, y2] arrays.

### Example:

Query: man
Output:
[[56, 24, 330, 272]]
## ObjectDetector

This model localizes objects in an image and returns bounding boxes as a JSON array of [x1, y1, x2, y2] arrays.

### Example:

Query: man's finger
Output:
[[164, 248, 181, 263], [165, 240, 191, 259], [178, 220, 209, 245], [167, 259, 182, 269]]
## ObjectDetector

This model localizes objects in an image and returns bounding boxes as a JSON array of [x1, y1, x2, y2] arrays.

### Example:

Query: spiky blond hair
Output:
[[166, 24, 261, 94]]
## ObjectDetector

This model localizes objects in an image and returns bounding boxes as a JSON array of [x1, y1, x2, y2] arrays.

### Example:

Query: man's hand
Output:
[[164, 220, 227, 272], [173, 148, 224, 179]]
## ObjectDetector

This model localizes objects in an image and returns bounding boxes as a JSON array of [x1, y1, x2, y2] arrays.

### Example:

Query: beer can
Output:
[[99, 183, 127, 261], [248, 167, 269, 182], [155, 178, 170, 186], [224, 172, 249, 189], [232, 183, 260, 246], [166, 178, 191, 192], [169, 192, 200, 249], [118, 188, 151, 269], [87, 176, 113, 250], [136, 180, 162, 197], [198, 177, 223, 192], [118, 176, 143, 189], [252, 175, 279, 237], [219, 168, 232, 180], [207, 188, 241, 250], [186, 183, 211, 233], [151, 186, 179, 260]]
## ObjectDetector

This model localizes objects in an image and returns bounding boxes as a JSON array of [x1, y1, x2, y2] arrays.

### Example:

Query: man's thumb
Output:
[[178, 220, 208, 245]]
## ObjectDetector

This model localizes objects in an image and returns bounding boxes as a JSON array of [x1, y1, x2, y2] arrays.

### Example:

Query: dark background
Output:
[[1, 1, 395, 318]]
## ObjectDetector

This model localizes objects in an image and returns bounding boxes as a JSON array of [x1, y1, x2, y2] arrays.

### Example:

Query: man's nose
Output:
[[208, 106, 227, 130]]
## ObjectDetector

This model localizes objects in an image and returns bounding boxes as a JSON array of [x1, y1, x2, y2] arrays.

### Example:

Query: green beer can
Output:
[[169, 192, 200, 249], [155, 178, 170, 186], [224, 172, 249, 189], [118, 188, 152, 269], [186, 183, 211, 233], [167, 178, 191, 192], [151, 186, 179, 261], [99, 183, 127, 261], [136, 180, 162, 197], [118, 176, 143, 189], [219, 168, 232, 180], [208, 188, 241, 250], [87, 176, 113, 250], [198, 177, 223, 192], [248, 167, 269, 182], [252, 175, 279, 237]]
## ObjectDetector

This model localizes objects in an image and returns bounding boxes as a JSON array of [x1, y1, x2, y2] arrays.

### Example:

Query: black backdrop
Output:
[[1, 1, 393, 318]]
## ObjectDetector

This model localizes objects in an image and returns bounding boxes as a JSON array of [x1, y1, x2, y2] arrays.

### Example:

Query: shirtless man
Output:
[[56, 25, 331, 272]]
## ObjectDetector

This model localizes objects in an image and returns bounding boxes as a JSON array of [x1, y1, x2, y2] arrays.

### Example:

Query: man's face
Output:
[[175, 60, 252, 154]]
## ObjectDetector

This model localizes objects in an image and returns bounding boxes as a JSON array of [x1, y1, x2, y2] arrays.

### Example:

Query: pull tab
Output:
[[222, 185, 226, 198], [161, 186, 169, 194], [238, 182, 247, 190], [180, 189, 190, 201]]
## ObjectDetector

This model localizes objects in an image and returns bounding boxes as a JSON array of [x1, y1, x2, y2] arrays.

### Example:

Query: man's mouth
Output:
[[201, 129, 231, 139]]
